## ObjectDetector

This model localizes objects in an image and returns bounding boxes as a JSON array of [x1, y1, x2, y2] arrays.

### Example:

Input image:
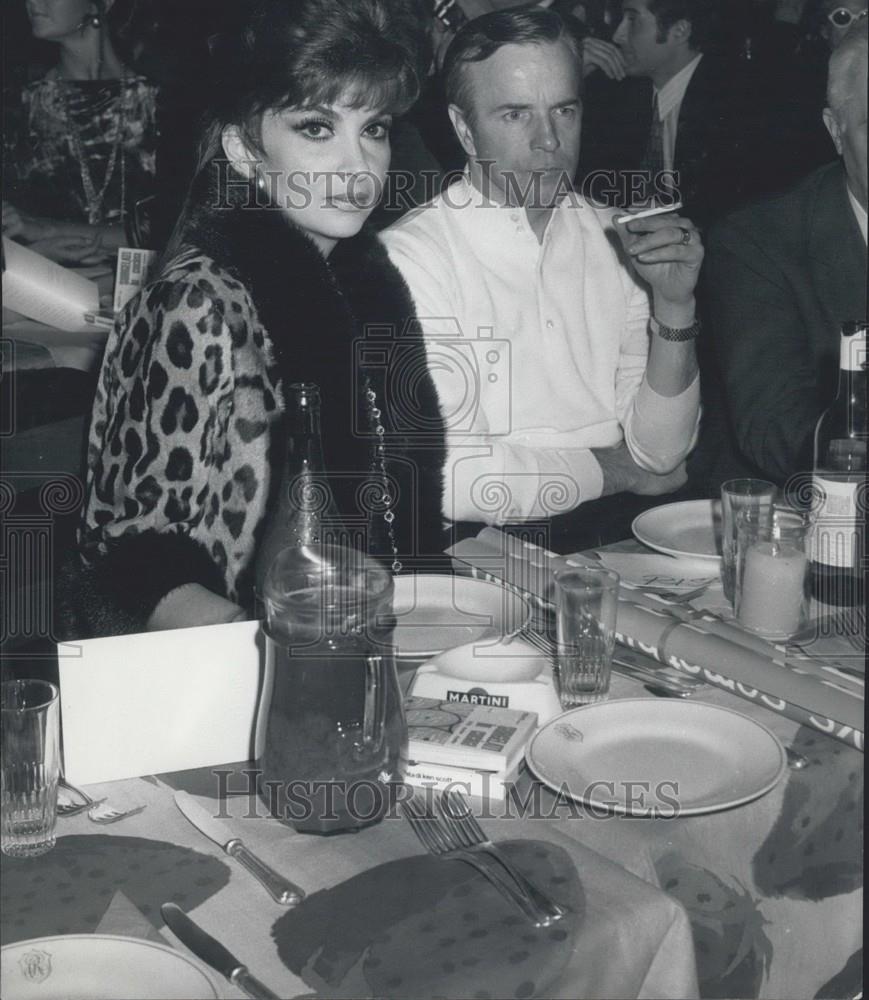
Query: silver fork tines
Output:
[[57, 778, 146, 824], [438, 790, 567, 925], [400, 796, 562, 927]]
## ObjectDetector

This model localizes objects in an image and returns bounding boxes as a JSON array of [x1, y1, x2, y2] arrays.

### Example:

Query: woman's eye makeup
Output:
[[293, 116, 335, 140], [364, 118, 392, 139]]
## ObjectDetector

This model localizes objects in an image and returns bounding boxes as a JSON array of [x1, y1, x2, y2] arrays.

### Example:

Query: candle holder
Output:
[[735, 504, 813, 641]]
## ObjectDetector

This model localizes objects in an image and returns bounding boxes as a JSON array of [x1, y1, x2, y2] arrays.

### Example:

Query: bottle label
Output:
[[840, 329, 867, 372], [810, 476, 859, 568]]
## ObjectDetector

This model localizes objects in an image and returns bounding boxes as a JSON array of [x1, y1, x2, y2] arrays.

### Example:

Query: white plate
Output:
[[0, 935, 222, 1000], [391, 575, 531, 658], [632, 499, 722, 563], [527, 699, 786, 816]]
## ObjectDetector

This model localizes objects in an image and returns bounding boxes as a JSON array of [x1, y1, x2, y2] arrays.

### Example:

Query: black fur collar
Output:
[[177, 159, 446, 560]]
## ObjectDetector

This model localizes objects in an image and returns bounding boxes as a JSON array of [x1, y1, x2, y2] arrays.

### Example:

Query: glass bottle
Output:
[[253, 383, 342, 598], [810, 322, 867, 607]]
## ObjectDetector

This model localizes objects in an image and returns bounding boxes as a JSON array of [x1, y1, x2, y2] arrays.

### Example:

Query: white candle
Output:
[[738, 542, 808, 638]]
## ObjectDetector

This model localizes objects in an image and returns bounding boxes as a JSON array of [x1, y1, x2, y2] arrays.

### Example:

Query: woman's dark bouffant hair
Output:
[[195, 0, 428, 171]]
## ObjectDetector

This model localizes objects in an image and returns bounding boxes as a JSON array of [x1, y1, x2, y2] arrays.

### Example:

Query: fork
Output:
[[400, 797, 558, 927], [437, 790, 567, 926], [57, 778, 146, 824]]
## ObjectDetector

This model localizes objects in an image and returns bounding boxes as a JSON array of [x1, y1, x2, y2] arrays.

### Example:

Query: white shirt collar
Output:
[[655, 53, 703, 119], [847, 184, 868, 244]]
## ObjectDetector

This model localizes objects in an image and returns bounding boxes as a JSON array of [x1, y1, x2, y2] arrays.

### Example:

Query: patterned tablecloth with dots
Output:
[[1, 768, 699, 999]]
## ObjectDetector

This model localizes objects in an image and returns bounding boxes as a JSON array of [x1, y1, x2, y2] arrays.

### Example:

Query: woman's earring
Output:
[[89, 13, 102, 28]]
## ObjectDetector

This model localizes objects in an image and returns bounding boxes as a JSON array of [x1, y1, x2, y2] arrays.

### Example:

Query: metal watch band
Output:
[[650, 317, 702, 342]]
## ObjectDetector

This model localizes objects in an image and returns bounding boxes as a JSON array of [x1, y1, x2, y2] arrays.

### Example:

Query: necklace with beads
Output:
[[57, 68, 128, 226], [364, 380, 402, 573]]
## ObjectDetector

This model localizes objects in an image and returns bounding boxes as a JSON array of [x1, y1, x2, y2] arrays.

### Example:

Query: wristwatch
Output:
[[651, 316, 702, 342]]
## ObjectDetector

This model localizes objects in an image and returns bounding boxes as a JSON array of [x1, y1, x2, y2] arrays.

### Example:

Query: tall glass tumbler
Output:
[[735, 504, 812, 641], [720, 479, 776, 604], [553, 566, 620, 707], [1, 679, 60, 858]]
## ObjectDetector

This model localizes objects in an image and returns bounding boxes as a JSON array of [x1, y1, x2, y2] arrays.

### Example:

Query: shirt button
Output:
[[510, 213, 519, 222], [546, 319, 555, 329]]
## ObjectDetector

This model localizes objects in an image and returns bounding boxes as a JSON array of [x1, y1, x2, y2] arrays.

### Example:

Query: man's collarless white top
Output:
[[381, 174, 699, 524], [847, 185, 868, 244], [655, 53, 703, 174]]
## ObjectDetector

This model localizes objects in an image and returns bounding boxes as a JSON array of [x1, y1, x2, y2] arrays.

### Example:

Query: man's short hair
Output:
[[827, 18, 868, 117], [646, 0, 721, 51], [443, 8, 582, 118]]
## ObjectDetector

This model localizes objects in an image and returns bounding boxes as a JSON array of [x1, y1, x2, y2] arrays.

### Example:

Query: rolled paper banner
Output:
[[448, 529, 864, 751]]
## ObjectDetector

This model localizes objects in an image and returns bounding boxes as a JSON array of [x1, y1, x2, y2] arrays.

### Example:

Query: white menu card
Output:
[[57, 620, 269, 785]]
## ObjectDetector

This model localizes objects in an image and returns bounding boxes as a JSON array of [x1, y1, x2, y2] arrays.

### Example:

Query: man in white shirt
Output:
[[381, 7, 703, 541]]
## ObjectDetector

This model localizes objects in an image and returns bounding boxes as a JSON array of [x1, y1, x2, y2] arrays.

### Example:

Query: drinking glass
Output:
[[553, 566, 620, 707], [720, 478, 776, 604], [735, 504, 812, 640], [1, 679, 60, 858]]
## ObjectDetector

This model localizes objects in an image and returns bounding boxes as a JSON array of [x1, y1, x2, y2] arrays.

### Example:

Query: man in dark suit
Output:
[[700, 22, 867, 487], [579, 0, 763, 229]]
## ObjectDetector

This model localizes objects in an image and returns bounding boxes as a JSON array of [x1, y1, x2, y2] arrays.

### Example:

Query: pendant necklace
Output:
[[59, 68, 128, 226]]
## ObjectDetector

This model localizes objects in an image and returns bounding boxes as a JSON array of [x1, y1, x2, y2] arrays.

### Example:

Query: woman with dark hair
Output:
[[65, 0, 446, 637], [2, 0, 159, 262]]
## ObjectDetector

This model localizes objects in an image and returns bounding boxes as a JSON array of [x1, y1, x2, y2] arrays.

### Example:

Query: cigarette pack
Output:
[[404, 695, 536, 772], [404, 758, 523, 802]]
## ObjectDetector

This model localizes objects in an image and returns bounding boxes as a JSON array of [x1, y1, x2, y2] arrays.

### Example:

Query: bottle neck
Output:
[[834, 331, 867, 401], [285, 384, 324, 466], [839, 328, 867, 373]]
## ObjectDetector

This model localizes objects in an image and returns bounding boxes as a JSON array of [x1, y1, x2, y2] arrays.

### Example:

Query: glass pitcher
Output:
[[258, 542, 406, 834]]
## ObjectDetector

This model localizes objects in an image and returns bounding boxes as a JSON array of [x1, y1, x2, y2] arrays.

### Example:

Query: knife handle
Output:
[[230, 967, 281, 1000], [226, 838, 305, 906]]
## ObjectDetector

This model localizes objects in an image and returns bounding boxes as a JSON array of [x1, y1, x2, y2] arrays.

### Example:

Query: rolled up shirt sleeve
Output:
[[624, 374, 701, 473], [614, 278, 701, 474]]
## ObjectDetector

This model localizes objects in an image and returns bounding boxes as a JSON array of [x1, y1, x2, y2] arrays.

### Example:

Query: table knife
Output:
[[174, 790, 304, 905], [161, 902, 280, 1000]]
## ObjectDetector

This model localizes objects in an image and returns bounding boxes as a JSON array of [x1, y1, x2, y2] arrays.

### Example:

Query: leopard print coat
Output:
[[65, 160, 446, 638]]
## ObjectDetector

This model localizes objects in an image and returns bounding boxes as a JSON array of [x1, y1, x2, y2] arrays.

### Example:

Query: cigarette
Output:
[[615, 202, 684, 225]]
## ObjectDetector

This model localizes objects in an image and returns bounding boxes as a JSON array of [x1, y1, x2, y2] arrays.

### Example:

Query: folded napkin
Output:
[[95, 890, 165, 942], [272, 837, 698, 999], [0, 834, 230, 946]]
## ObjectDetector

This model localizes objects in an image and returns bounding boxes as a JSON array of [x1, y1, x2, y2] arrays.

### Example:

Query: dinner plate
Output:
[[527, 699, 786, 816], [632, 499, 722, 562], [0, 935, 222, 999], [391, 575, 531, 658]]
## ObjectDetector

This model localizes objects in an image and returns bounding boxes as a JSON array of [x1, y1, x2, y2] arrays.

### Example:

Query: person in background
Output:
[[2, 0, 159, 264], [383, 7, 702, 549], [802, 0, 868, 48], [701, 21, 867, 486], [63, 0, 446, 638], [578, 0, 765, 229]]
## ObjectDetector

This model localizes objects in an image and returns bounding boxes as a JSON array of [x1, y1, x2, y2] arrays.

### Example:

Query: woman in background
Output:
[[64, 0, 445, 638], [2, 0, 158, 263]]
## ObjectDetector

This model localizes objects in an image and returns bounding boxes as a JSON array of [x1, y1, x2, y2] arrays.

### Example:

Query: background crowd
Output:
[[1, 0, 865, 641]]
